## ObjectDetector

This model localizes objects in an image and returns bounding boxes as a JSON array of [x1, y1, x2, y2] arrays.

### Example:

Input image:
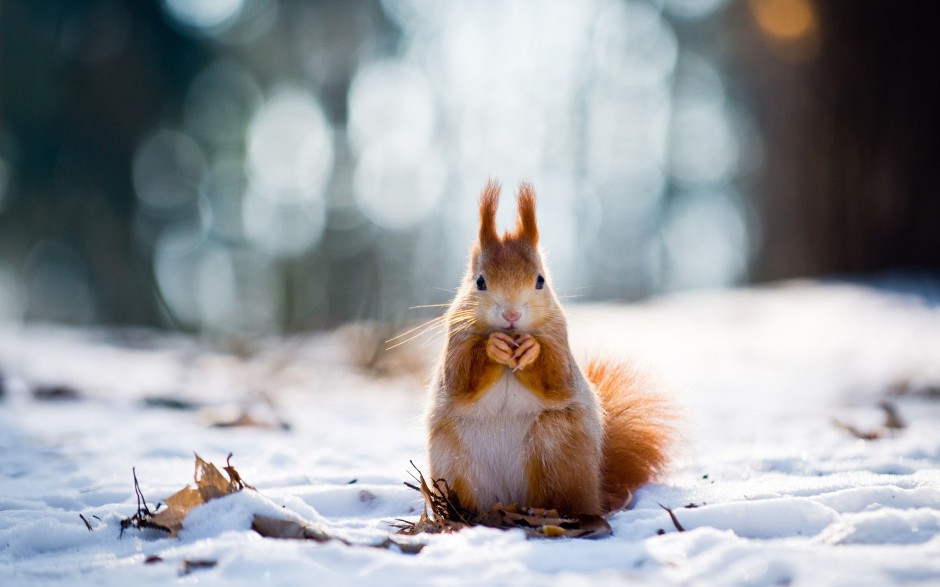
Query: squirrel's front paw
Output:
[[486, 332, 519, 368], [512, 334, 540, 371]]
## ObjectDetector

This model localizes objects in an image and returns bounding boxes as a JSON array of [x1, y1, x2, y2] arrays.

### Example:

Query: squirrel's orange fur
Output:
[[426, 181, 673, 516]]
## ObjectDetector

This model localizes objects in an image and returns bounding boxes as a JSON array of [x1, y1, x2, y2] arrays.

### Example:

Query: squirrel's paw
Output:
[[512, 334, 540, 371], [486, 332, 519, 368]]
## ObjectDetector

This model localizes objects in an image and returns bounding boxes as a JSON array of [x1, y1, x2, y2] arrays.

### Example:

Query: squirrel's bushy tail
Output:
[[585, 358, 674, 511]]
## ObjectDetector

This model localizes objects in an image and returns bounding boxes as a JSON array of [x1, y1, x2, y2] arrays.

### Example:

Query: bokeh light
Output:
[[750, 0, 816, 40], [132, 129, 207, 213], [23, 241, 96, 323], [661, 190, 750, 290], [153, 226, 207, 325], [749, 0, 821, 62], [246, 87, 334, 203], [670, 98, 740, 186], [347, 61, 436, 158], [0, 0, 771, 332], [242, 184, 326, 258], [348, 60, 444, 230], [184, 61, 263, 146], [664, 0, 732, 20], [352, 140, 445, 231], [162, 0, 244, 31], [592, 0, 678, 89], [201, 157, 249, 242]]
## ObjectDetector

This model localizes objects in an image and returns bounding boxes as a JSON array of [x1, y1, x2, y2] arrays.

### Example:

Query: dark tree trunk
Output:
[[739, 1, 940, 279]]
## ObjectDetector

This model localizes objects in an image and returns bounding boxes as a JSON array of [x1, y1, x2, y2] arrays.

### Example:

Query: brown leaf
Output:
[[194, 454, 237, 502], [122, 453, 250, 537], [205, 409, 289, 430], [832, 418, 883, 440], [151, 486, 202, 537], [32, 384, 81, 401], [251, 514, 339, 544], [224, 452, 255, 491], [181, 559, 217, 575], [568, 514, 614, 539], [499, 510, 612, 539], [542, 525, 566, 537], [879, 401, 906, 430], [375, 537, 426, 554], [833, 401, 907, 441], [398, 463, 613, 539]]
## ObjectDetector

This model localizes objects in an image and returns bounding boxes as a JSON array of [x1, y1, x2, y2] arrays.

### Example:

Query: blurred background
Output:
[[1, 0, 938, 335]]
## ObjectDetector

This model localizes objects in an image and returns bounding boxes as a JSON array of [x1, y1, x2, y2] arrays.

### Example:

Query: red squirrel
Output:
[[426, 181, 672, 516]]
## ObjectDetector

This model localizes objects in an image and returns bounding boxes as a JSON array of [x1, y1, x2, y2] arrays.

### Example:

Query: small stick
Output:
[[132, 467, 153, 516], [79, 514, 93, 531], [658, 503, 685, 532]]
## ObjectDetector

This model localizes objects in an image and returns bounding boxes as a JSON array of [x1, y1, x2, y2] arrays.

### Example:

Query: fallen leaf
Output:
[[373, 537, 425, 554], [833, 401, 907, 441], [251, 515, 338, 543], [122, 453, 249, 537], [181, 559, 217, 575], [397, 463, 613, 539], [879, 400, 905, 430], [150, 487, 202, 537], [203, 408, 289, 430], [32, 384, 81, 401], [542, 525, 565, 537]]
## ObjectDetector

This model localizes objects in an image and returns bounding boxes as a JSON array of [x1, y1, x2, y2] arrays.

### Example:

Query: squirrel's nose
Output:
[[502, 310, 521, 323]]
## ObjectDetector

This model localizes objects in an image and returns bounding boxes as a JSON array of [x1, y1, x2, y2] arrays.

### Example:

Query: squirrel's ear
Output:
[[515, 182, 539, 246], [478, 179, 500, 248]]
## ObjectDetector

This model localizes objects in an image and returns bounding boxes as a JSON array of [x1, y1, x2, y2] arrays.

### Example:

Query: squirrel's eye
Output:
[[476, 275, 487, 291], [535, 274, 545, 290]]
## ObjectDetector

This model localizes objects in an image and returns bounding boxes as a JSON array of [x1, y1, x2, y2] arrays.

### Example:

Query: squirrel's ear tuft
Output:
[[478, 179, 500, 248], [515, 182, 539, 246]]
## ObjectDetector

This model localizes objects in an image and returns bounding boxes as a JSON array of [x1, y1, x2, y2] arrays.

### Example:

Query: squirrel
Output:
[[426, 180, 673, 516]]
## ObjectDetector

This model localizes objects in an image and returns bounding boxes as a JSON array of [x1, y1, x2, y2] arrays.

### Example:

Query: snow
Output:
[[1, 280, 940, 586]]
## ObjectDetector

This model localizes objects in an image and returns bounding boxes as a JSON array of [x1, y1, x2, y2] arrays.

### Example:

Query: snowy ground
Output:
[[1, 280, 940, 586]]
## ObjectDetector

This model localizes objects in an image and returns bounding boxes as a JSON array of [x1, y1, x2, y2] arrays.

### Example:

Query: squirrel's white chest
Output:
[[456, 370, 544, 507]]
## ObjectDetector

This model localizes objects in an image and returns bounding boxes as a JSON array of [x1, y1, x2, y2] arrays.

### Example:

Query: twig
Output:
[[133, 467, 153, 517], [79, 514, 93, 531], [658, 503, 685, 532]]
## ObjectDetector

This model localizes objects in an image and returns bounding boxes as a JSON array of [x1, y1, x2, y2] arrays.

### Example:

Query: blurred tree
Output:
[[0, 0, 208, 324], [740, 0, 940, 279]]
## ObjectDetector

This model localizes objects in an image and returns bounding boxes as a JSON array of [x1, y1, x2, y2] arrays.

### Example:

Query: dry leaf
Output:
[[149, 486, 201, 536], [397, 463, 612, 539], [251, 515, 339, 543], [542, 525, 566, 537], [121, 453, 249, 537], [201, 405, 290, 430], [32, 384, 81, 401], [879, 401, 906, 430], [181, 559, 217, 575], [833, 401, 906, 441], [120, 454, 423, 554], [148, 454, 241, 536]]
